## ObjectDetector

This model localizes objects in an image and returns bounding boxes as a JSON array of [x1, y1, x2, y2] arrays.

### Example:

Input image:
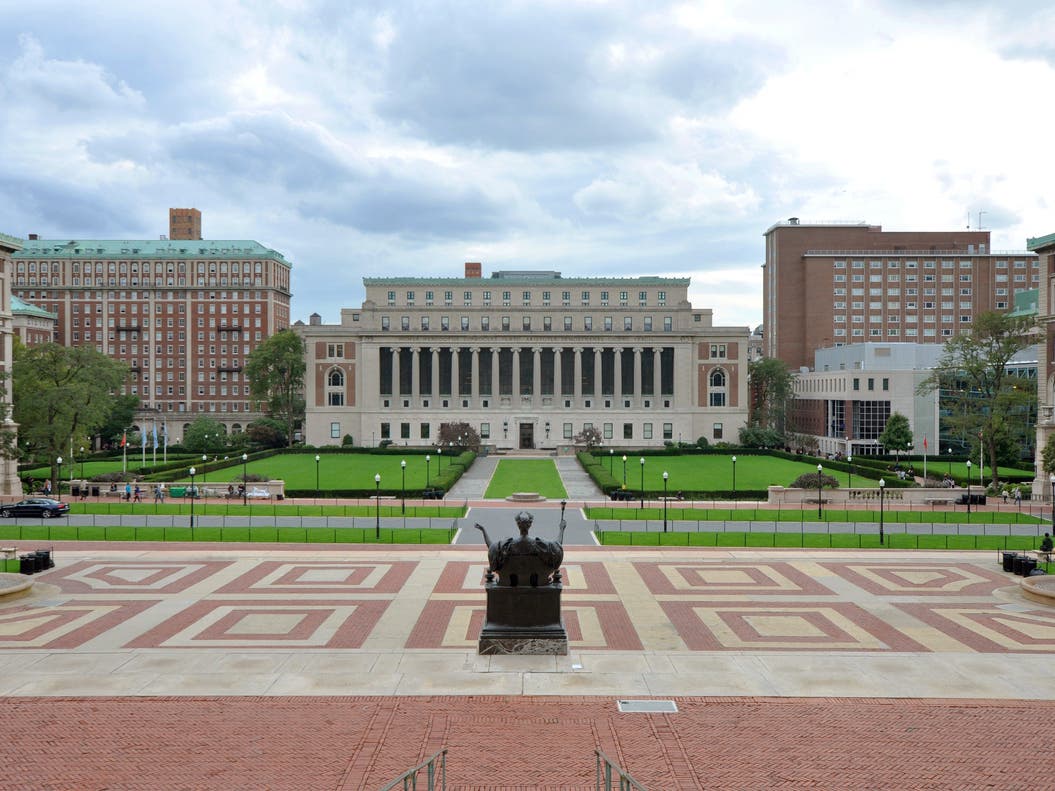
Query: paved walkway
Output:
[[4, 541, 1055, 788]]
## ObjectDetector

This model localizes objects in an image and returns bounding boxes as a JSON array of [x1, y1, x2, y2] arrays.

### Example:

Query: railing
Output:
[[378, 748, 446, 791], [596, 749, 647, 790]]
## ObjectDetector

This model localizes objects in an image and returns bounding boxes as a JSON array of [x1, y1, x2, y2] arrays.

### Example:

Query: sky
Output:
[[1, 0, 1054, 330]]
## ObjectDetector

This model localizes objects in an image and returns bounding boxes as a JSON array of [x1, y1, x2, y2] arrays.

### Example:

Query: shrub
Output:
[[342, 434, 355, 446], [790, 472, 840, 489]]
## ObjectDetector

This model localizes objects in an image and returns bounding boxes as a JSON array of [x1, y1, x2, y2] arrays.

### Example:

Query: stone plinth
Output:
[[478, 583, 568, 655]]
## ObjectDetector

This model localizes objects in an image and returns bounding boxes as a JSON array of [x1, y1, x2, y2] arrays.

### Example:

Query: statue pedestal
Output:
[[478, 584, 568, 655]]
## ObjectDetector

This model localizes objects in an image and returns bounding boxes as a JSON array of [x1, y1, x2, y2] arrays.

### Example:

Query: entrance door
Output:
[[519, 422, 534, 449]]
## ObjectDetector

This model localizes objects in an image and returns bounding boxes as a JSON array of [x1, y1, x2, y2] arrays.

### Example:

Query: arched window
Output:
[[709, 368, 727, 407], [327, 367, 345, 407], [709, 369, 726, 388], [328, 369, 345, 387]]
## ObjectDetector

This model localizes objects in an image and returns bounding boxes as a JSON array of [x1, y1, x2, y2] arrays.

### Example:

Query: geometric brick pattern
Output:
[[896, 603, 1055, 653], [216, 560, 417, 594], [0, 599, 156, 649], [430, 560, 616, 595], [635, 560, 835, 596], [821, 562, 1009, 597], [46, 560, 235, 593]]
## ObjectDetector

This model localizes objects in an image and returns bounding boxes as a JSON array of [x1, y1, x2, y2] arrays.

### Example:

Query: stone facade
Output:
[[0, 233, 22, 496], [1030, 232, 1055, 497], [297, 266, 749, 449]]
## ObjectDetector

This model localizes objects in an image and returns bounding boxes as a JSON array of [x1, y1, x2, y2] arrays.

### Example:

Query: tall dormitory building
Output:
[[10, 211, 292, 439], [763, 220, 1039, 370]]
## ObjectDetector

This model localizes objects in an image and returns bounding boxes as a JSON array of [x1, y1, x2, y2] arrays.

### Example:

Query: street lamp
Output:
[[314, 454, 320, 500], [242, 453, 248, 506], [817, 463, 823, 519], [189, 466, 196, 528], [374, 473, 381, 539], [947, 447, 953, 475], [662, 471, 669, 532], [731, 456, 737, 498], [437, 447, 442, 473], [639, 457, 645, 510], [401, 459, 407, 514], [966, 460, 972, 516], [609, 448, 614, 475], [879, 478, 886, 545], [79, 446, 85, 482], [622, 455, 627, 486], [847, 455, 853, 490], [425, 454, 431, 488], [201, 454, 208, 487], [55, 456, 62, 497]]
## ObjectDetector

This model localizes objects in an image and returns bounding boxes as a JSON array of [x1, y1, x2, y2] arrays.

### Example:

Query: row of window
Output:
[[834, 315, 972, 323], [18, 261, 268, 274], [372, 420, 689, 442], [386, 289, 668, 307], [834, 328, 954, 337], [380, 315, 676, 332], [832, 259, 1034, 269]]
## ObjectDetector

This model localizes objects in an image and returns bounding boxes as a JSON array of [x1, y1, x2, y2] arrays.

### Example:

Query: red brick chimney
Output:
[[464, 262, 482, 278]]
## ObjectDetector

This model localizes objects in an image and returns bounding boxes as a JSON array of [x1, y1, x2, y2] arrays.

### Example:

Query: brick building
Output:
[[169, 208, 202, 240], [11, 295, 57, 346], [763, 220, 1039, 369], [10, 224, 293, 440], [297, 264, 749, 450]]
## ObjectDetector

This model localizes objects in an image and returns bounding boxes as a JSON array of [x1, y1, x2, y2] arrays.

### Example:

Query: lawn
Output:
[[23, 455, 197, 480], [592, 453, 860, 492], [484, 459, 568, 499], [596, 531, 1051, 552], [60, 502, 465, 518], [586, 506, 1045, 524], [903, 460, 1033, 482]]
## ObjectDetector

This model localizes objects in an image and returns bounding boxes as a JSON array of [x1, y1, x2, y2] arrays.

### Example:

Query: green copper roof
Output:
[[1027, 232, 1055, 252], [11, 295, 57, 319], [14, 238, 291, 266], [1007, 287, 1038, 318], [0, 231, 23, 251]]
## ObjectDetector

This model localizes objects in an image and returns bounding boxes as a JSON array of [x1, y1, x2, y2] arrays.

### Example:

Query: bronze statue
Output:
[[474, 505, 567, 588]]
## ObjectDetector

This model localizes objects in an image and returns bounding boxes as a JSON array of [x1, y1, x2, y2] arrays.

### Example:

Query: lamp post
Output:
[[315, 454, 320, 500], [437, 448, 442, 474], [55, 456, 62, 497], [847, 455, 853, 490], [189, 466, 196, 528], [374, 473, 381, 539], [948, 447, 953, 475], [400, 459, 407, 514], [622, 455, 627, 486], [966, 460, 972, 516], [817, 463, 823, 519], [609, 448, 614, 475], [79, 446, 85, 482], [879, 478, 886, 545], [731, 456, 737, 499], [201, 454, 208, 487], [639, 457, 645, 510], [425, 454, 431, 489], [662, 471, 669, 532], [242, 453, 248, 505], [1049, 474, 1055, 531]]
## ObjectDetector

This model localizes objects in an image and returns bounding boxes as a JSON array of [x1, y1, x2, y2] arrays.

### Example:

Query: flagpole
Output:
[[152, 420, 157, 467], [923, 436, 927, 483], [163, 421, 168, 464], [122, 432, 127, 474]]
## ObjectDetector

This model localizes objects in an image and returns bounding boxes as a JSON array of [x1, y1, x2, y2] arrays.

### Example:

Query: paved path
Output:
[[445, 454, 498, 500]]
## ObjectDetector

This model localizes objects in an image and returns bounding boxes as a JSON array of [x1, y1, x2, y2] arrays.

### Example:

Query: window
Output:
[[604, 316, 613, 331], [480, 423, 490, 439], [709, 368, 726, 407], [523, 317, 531, 331], [420, 424, 430, 439], [326, 368, 345, 406], [563, 422, 573, 439], [584, 317, 593, 331], [543, 316, 552, 331], [401, 316, 410, 331], [501, 316, 510, 331], [421, 316, 430, 330], [663, 423, 673, 440], [400, 423, 411, 439], [663, 317, 672, 332], [710, 344, 726, 359], [461, 316, 470, 331], [564, 316, 572, 331], [380, 422, 391, 439], [623, 423, 633, 439], [713, 423, 723, 440], [643, 423, 652, 439], [603, 423, 613, 439], [624, 317, 632, 331], [327, 343, 344, 358], [481, 316, 490, 331], [330, 422, 341, 439], [441, 316, 450, 331], [644, 316, 652, 331]]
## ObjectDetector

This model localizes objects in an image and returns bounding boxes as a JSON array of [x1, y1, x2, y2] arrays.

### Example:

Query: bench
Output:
[[924, 498, 954, 505]]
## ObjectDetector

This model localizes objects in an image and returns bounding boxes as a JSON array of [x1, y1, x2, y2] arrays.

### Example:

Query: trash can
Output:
[[71, 484, 80, 497], [1021, 557, 1038, 576], [1002, 551, 1017, 572], [19, 554, 36, 575], [34, 549, 53, 570], [1013, 555, 1027, 575], [91, 485, 100, 497], [170, 486, 186, 498]]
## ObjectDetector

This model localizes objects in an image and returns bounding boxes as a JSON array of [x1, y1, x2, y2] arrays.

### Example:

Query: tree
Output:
[[573, 426, 602, 449], [738, 424, 783, 449], [918, 311, 1035, 486], [746, 357, 795, 443], [878, 412, 913, 462], [244, 329, 305, 447], [182, 417, 229, 454], [13, 343, 128, 489], [437, 422, 481, 452], [96, 394, 140, 447], [245, 418, 287, 450]]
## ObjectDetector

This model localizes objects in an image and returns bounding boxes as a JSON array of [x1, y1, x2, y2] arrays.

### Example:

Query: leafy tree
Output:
[[244, 329, 305, 447], [574, 426, 602, 449], [13, 343, 128, 489], [878, 412, 913, 462], [437, 422, 480, 452], [747, 357, 795, 440], [1041, 436, 1055, 476], [738, 424, 783, 449], [96, 394, 140, 447], [790, 471, 840, 490], [918, 311, 1035, 486], [182, 417, 229, 454], [245, 417, 287, 450]]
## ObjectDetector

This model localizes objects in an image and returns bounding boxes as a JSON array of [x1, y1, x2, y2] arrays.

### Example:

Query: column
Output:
[[615, 347, 624, 402], [532, 347, 542, 399], [594, 348, 602, 397], [430, 347, 439, 399], [653, 347, 662, 400], [512, 348, 521, 398], [632, 347, 642, 398], [573, 347, 582, 400], [470, 347, 480, 401], [554, 347, 563, 402], [410, 347, 419, 400], [452, 346, 461, 398], [490, 348, 499, 400]]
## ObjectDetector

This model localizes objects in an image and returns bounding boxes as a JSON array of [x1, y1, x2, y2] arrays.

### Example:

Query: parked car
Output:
[[0, 498, 71, 518]]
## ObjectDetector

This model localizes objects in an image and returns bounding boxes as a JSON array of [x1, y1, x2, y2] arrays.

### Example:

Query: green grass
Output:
[[59, 502, 465, 518], [22, 455, 197, 479], [484, 459, 568, 499], [593, 453, 862, 491], [0, 524, 456, 544], [585, 506, 1045, 524], [597, 531, 1047, 550], [903, 460, 1033, 481]]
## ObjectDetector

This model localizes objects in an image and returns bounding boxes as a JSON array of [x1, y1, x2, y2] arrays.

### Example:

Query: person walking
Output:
[[133, 484, 142, 503], [153, 484, 165, 503]]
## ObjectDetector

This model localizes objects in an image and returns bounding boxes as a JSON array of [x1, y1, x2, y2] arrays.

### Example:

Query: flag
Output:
[[141, 429, 146, 450], [152, 422, 158, 451], [162, 421, 168, 447], [120, 432, 127, 448], [923, 436, 928, 451]]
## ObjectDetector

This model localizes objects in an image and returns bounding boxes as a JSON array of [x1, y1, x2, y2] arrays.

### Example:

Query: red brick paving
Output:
[[2, 696, 1054, 789]]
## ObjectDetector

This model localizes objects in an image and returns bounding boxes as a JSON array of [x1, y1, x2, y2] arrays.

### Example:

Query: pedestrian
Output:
[[153, 484, 164, 503], [1014, 488, 1022, 507], [1002, 488, 1009, 504], [133, 484, 141, 503], [124, 482, 132, 501]]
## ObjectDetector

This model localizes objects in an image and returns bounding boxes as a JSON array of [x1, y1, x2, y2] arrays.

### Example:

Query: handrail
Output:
[[378, 748, 447, 791], [595, 749, 648, 790]]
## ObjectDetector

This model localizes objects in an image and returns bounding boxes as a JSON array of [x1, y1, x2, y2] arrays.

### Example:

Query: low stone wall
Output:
[[68, 479, 287, 500], [767, 485, 968, 506]]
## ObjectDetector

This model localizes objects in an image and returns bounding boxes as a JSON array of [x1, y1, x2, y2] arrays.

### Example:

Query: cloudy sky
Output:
[[2, 0, 1053, 329]]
